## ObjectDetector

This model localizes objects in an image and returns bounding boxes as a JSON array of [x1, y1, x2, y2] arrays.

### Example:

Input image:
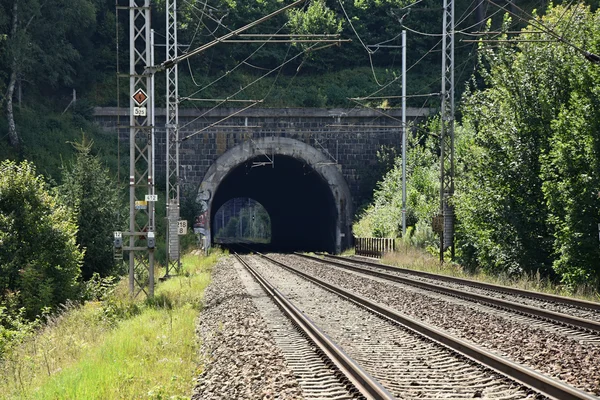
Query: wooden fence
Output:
[[354, 237, 396, 258]]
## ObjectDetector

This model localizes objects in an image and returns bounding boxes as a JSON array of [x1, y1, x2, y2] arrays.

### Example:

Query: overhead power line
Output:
[[485, 0, 600, 64], [154, 0, 307, 71]]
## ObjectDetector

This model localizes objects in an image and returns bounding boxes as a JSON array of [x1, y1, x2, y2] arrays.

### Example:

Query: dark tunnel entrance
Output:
[[210, 155, 338, 253]]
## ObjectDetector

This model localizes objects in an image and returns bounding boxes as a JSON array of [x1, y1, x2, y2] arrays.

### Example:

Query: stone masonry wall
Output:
[[93, 107, 431, 206]]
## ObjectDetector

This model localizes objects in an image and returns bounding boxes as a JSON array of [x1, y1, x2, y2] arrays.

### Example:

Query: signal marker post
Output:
[[122, 0, 155, 298]]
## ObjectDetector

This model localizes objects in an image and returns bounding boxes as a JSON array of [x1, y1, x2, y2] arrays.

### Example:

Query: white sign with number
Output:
[[145, 194, 158, 202], [133, 107, 147, 117], [178, 220, 188, 235]]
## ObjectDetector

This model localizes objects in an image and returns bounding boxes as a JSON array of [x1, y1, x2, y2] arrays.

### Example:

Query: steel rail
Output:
[[294, 253, 600, 333], [233, 254, 395, 400], [320, 253, 600, 312], [257, 252, 598, 400]]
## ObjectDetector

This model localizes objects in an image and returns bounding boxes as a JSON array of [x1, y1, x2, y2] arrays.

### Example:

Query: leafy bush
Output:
[[0, 160, 83, 320], [353, 124, 439, 243], [457, 5, 600, 288], [0, 305, 39, 360], [82, 273, 118, 302]]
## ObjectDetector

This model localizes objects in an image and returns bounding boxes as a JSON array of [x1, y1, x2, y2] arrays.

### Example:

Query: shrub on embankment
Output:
[[355, 5, 600, 293], [0, 251, 220, 400], [0, 160, 83, 321]]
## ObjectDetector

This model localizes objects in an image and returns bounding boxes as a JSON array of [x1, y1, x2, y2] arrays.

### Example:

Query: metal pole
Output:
[[128, 0, 135, 295], [127, 0, 154, 297], [401, 30, 407, 237], [151, 29, 156, 229], [440, 0, 455, 262], [166, 0, 181, 275]]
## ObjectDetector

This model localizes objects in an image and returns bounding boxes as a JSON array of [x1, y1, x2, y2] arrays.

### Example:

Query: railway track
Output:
[[236, 252, 599, 399], [332, 253, 600, 314], [295, 253, 600, 336], [234, 253, 393, 399]]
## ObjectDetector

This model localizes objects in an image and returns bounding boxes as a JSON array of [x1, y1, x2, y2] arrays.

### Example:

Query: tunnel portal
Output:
[[197, 137, 353, 253], [212, 156, 337, 252]]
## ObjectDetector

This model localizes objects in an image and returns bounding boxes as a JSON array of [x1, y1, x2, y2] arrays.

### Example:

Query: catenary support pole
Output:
[[127, 0, 154, 297], [401, 30, 407, 237], [439, 0, 455, 262], [151, 29, 156, 231], [165, 0, 181, 276]]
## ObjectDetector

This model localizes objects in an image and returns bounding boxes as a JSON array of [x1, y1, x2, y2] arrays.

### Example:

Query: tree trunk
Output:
[[5, 1, 20, 149], [6, 69, 19, 148], [476, 0, 485, 27]]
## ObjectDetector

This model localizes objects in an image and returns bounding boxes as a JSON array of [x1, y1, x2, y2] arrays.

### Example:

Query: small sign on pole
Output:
[[145, 194, 158, 202], [135, 200, 148, 210], [132, 88, 148, 106], [178, 220, 188, 235]]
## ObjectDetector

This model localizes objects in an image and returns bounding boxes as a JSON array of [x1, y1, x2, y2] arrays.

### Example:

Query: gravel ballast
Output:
[[245, 255, 534, 399], [192, 257, 304, 400], [273, 254, 600, 396]]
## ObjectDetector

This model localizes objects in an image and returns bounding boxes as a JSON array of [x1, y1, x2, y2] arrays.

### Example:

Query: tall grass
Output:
[[0, 250, 223, 400]]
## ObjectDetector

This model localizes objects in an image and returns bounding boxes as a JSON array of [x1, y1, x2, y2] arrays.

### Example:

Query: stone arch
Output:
[[197, 136, 353, 253]]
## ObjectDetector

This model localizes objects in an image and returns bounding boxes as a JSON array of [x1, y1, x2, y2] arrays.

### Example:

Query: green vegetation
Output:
[[59, 138, 125, 279], [0, 251, 222, 400], [354, 4, 600, 293], [381, 243, 599, 301], [354, 123, 439, 246], [0, 106, 122, 181], [0, 161, 83, 320], [457, 5, 600, 288]]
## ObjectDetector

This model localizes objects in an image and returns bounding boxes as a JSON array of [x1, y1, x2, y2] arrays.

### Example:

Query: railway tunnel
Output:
[[197, 137, 353, 253]]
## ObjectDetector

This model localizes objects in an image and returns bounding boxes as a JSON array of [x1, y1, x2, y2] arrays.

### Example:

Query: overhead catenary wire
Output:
[[454, 0, 555, 86], [348, 0, 560, 130], [178, 42, 321, 132], [352, 37, 443, 102], [337, 0, 400, 87], [158, 0, 307, 70], [558, 2, 584, 42], [176, 0, 346, 136], [485, 0, 600, 63], [351, 93, 440, 100], [181, 41, 295, 142], [181, 0, 298, 96]]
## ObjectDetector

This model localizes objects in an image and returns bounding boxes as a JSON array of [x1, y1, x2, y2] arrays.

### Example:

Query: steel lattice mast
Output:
[[127, 0, 155, 296], [165, 0, 181, 275], [440, 0, 455, 262]]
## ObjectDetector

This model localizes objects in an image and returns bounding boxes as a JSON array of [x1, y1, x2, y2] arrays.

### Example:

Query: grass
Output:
[[378, 242, 600, 303], [0, 250, 223, 400], [340, 247, 356, 257]]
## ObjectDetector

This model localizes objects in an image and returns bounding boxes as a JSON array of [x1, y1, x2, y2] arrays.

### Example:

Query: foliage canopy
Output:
[[0, 160, 83, 319], [457, 5, 600, 287]]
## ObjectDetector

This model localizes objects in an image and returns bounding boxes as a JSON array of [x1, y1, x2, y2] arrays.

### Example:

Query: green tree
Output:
[[457, 6, 600, 286], [59, 139, 123, 280], [538, 6, 600, 288], [0, 160, 83, 319], [353, 124, 439, 244], [0, 0, 96, 148]]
